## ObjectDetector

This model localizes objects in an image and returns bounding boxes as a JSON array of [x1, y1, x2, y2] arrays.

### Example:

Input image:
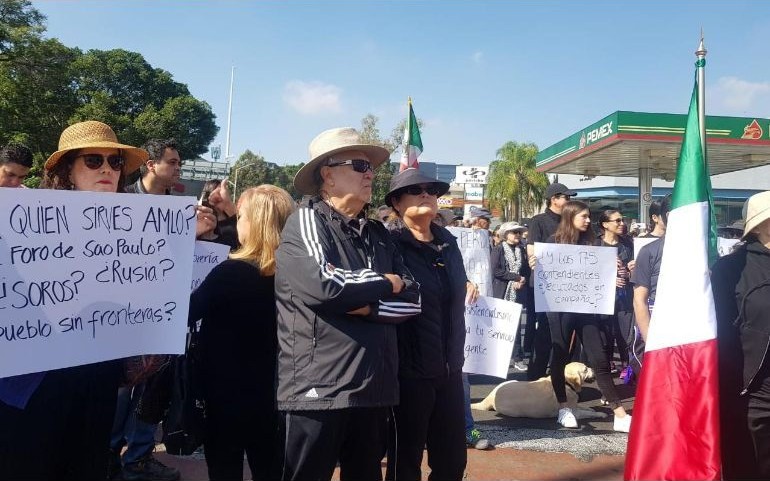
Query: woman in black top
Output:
[[531, 201, 631, 432], [384, 169, 478, 481], [188, 184, 294, 480]]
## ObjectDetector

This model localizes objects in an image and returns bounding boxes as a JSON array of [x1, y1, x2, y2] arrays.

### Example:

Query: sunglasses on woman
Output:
[[403, 185, 441, 196], [78, 154, 125, 171], [607, 218, 624, 224], [327, 158, 372, 173]]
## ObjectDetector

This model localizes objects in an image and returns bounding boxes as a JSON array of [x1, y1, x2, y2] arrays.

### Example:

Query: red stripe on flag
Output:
[[624, 339, 721, 480]]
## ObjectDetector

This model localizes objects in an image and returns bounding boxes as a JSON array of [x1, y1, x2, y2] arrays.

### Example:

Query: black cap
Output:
[[544, 182, 577, 199], [385, 168, 450, 207]]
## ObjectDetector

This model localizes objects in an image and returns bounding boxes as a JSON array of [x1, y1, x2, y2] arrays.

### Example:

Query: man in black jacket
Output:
[[275, 127, 421, 481]]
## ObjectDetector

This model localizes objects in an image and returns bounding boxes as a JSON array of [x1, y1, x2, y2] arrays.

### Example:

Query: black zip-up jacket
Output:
[[390, 225, 468, 379], [275, 197, 421, 410], [712, 240, 770, 395], [491, 242, 529, 300]]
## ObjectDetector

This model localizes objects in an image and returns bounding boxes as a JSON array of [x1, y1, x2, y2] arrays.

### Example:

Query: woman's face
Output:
[[603, 212, 625, 235], [505, 231, 521, 245], [236, 203, 250, 246], [392, 183, 439, 224], [573, 209, 591, 232], [69, 147, 122, 193]]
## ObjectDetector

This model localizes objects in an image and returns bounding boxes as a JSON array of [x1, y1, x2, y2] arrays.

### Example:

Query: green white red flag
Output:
[[399, 98, 423, 172]]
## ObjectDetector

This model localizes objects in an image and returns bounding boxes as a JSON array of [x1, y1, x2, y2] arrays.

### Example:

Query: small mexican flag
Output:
[[399, 98, 423, 172], [624, 43, 721, 480]]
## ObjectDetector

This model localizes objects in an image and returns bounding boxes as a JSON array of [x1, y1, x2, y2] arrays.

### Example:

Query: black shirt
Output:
[[529, 208, 561, 244]]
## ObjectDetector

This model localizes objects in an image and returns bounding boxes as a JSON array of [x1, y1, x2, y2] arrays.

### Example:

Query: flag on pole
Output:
[[399, 98, 423, 172], [624, 43, 721, 481]]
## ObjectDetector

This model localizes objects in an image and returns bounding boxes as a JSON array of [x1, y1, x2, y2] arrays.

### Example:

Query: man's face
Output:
[[149, 148, 182, 187], [476, 217, 490, 230], [321, 150, 374, 206], [550, 193, 571, 212], [0, 162, 30, 188]]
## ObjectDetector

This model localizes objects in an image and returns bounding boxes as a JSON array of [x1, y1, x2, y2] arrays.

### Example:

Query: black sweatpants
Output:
[[281, 406, 388, 481], [547, 312, 621, 408], [527, 312, 552, 381], [0, 362, 121, 481], [385, 371, 466, 481], [747, 378, 770, 479]]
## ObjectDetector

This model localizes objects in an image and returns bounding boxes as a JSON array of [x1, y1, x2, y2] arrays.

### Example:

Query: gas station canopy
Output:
[[536, 111, 770, 180]]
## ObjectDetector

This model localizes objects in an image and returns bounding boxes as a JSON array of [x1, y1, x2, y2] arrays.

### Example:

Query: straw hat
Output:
[[742, 191, 770, 239], [499, 221, 527, 236], [293, 127, 391, 195], [45, 121, 148, 174]]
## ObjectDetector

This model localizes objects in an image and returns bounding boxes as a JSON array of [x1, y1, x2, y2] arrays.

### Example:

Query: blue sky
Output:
[[34, 1, 770, 166]]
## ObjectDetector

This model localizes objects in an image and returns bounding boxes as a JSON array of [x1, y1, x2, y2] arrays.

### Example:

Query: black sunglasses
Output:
[[78, 154, 125, 171], [607, 218, 624, 224], [404, 184, 441, 196], [327, 158, 372, 173]]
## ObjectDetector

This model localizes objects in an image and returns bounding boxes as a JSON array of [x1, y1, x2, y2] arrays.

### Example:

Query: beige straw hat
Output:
[[45, 121, 148, 174], [742, 191, 770, 239], [293, 127, 390, 195]]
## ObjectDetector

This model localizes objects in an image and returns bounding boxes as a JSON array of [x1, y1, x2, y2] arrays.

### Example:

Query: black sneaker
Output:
[[122, 454, 180, 481]]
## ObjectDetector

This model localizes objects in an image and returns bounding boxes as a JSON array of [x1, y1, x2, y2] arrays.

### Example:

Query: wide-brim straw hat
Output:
[[293, 127, 391, 195], [742, 191, 770, 239], [384, 168, 450, 207], [45, 121, 148, 174], [499, 221, 527, 236]]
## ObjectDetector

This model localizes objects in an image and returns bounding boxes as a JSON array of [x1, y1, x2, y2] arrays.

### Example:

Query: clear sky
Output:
[[33, 0, 770, 166]]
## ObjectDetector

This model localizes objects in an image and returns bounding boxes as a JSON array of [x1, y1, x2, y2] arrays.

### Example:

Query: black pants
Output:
[[204, 401, 280, 480], [747, 379, 770, 479], [598, 311, 631, 365], [0, 362, 121, 481], [527, 312, 552, 381], [547, 312, 621, 408], [385, 372, 466, 481], [281, 407, 388, 481]]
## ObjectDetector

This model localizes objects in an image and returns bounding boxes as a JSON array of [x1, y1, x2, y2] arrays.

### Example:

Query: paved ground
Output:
[[155, 361, 635, 480]]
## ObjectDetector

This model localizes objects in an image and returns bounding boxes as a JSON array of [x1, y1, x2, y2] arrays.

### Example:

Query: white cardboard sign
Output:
[[462, 295, 522, 378], [447, 227, 492, 297], [0, 188, 197, 377], [533, 243, 617, 315], [191, 241, 230, 291]]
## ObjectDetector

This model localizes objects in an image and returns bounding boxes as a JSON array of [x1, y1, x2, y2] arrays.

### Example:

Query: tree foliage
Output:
[[486, 141, 548, 221]]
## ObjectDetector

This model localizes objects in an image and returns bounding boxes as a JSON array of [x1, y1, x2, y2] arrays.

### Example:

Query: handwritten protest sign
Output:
[[191, 241, 230, 291], [0, 188, 196, 378], [633, 237, 658, 258], [447, 227, 492, 296], [533, 243, 617, 315], [462, 296, 522, 378]]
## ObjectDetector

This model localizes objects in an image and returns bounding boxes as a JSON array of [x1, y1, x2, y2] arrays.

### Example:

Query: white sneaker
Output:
[[557, 408, 578, 428], [614, 414, 632, 433]]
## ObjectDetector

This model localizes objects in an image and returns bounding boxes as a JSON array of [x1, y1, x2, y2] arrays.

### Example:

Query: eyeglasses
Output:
[[607, 218, 625, 224], [78, 154, 125, 171], [404, 185, 442, 196], [327, 158, 372, 173]]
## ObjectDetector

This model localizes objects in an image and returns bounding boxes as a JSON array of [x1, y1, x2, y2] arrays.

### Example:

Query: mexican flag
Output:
[[624, 54, 721, 480], [399, 98, 423, 172]]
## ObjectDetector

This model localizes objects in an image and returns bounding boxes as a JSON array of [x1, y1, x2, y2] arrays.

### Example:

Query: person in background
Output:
[[275, 127, 421, 481], [198, 178, 239, 250], [639, 200, 666, 238], [189, 185, 294, 480], [712, 191, 770, 480], [526, 182, 577, 381], [0, 143, 33, 187], [0, 121, 149, 480], [125, 138, 182, 195], [530, 200, 632, 432], [491, 222, 530, 373], [385, 168, 471, 481]]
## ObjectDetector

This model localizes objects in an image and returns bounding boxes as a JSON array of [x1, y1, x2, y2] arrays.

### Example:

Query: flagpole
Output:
[[696, 34, 707, 160]]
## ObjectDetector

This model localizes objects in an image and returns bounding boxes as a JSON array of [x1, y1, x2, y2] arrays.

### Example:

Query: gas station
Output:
[[536, 111, 770, 225]]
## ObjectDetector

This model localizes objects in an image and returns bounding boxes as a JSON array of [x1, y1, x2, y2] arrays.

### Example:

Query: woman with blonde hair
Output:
[[188, 184, 295, 480]]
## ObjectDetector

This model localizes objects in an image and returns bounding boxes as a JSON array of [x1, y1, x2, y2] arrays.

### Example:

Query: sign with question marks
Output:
[[533, 243, 617, 315], [0, 188, 196, 377]]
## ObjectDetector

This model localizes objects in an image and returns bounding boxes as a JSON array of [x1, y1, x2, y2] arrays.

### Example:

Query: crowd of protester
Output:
[[0, 120, 769, 481]]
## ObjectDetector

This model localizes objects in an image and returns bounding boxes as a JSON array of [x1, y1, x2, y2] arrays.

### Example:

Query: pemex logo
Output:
[[742, 119, 763, 140], [579, 132, 587, 149]]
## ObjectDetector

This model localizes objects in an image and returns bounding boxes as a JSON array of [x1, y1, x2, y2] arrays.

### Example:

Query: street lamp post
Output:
[[233, 160, 259, 199]]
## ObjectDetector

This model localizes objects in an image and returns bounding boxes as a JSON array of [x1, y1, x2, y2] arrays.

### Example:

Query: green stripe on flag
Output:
[[407, 104, 423, 151]]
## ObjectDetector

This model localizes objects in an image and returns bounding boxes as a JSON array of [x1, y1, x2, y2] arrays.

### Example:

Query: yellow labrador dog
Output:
[[472, 362, 608, 420]]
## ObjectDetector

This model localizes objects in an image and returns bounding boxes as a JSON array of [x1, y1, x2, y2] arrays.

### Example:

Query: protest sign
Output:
[[447, 227, 492, 296], [633, 237, 658, 258], [717, 237, 740, 257], [191, 241, 230, 291], [0, 188, 197, 378], [533, 243, 617, 315], [462, 295, 522, 378]]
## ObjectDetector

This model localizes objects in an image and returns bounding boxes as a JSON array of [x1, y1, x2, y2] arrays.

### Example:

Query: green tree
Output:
[[486, 141, 548, 221], [229, 150, 281, 199], [0, 0, 44, 63], [133, 96, 218, 160], [358, 114, 395, 208], [273, 163, 303, 199]]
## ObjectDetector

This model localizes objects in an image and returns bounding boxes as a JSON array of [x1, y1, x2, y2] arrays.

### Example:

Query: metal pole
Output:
[[696, 35, 707, 160], [225, 66, 235, 159]]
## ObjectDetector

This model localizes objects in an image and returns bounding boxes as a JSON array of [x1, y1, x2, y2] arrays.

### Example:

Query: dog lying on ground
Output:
[[471, 362, 608, 420]]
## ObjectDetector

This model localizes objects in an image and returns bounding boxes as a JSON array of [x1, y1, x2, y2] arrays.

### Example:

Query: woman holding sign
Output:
[[0, 121, 151, 480], [188, 185, 294, 480], [530, 200, 632, 432]]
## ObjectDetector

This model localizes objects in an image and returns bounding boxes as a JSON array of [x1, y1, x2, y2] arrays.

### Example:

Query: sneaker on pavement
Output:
[[613, 414, 632, 433], [557, 408, 579, 428], [466, 428, 492, 450], [122, 454, 180, 481], [513, 361, 528, 372]]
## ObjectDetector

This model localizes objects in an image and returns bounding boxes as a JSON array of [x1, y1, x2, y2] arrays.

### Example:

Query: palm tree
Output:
[[486, 141, 548, 221]]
